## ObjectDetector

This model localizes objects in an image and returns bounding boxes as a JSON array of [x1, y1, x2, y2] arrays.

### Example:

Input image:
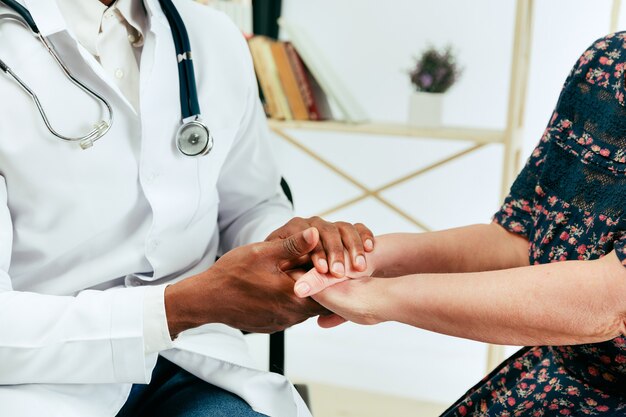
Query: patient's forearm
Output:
[[371, 223, 529, 277], [373, 252, 626, 346]]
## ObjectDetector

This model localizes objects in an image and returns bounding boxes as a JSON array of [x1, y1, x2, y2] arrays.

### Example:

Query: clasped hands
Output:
[[165, 217, 376, 338]]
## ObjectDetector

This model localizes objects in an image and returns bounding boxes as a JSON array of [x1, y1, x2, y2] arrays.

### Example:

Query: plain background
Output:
[[245, 0, 626, 406]]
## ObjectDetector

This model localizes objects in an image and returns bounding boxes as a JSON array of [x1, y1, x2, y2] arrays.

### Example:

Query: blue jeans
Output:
[[116, 356, 267, 417]]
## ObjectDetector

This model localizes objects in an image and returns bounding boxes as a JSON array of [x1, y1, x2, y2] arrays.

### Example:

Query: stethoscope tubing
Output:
[[158, 0, 201, 120], [1, 0, 36, 32]]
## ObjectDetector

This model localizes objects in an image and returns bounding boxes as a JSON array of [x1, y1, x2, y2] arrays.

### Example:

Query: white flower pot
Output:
[[407, 91, 444, 128]]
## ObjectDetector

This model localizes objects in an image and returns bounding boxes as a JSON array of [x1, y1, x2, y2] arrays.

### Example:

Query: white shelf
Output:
[[268, 120, 505, 145]]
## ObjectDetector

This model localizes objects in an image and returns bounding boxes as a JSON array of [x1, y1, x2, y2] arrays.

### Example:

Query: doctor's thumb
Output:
[[274, 227, 319, 261]]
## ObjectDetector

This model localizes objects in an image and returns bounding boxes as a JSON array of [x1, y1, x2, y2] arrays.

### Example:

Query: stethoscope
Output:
[[0, 0, 213, 157]]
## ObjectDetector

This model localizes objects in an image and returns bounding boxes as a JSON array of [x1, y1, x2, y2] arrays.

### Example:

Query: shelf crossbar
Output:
[[271, 126, 487, 233]]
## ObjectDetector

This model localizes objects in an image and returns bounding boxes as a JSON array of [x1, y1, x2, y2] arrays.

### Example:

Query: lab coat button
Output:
[[114, 68, 124, 79]]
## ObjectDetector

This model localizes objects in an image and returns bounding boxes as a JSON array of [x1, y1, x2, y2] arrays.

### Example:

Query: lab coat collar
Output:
[[53, 0, 148, 56], [54, 0, 106, 56], [20, 0, 168, 117], [116, 0, 148, 39], [142, 0, 167, 28], [21, 0, 169, 117], [22, 0, 168, 38]]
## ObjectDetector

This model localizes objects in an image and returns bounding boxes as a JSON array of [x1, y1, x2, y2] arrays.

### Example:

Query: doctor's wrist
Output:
[[164, 283, 191, 339], [164, 274, 221, 339]]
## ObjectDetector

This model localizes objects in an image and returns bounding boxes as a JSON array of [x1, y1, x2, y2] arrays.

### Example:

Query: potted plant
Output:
[[408, 46, 462, 127]]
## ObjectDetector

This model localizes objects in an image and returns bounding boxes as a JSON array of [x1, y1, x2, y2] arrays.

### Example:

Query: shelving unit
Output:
[[269, 0, 535, 372]]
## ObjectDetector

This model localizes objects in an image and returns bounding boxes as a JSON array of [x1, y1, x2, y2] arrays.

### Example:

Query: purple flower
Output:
[[419, 73, 434, 89]]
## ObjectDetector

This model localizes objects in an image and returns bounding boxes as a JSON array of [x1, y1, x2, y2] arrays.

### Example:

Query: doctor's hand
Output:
[[165, 228, 330, 338], [266, 217, 374, 279]]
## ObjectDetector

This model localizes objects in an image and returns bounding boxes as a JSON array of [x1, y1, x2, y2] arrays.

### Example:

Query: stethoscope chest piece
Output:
[[176, 119, 213, 157]]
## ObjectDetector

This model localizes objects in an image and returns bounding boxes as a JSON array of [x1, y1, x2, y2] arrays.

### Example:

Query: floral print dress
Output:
[[441, 33, 626, 416]]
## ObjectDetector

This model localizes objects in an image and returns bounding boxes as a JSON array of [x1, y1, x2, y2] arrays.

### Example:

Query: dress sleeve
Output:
[[492, 34, 610, 238], [492, 135, 547, 239]]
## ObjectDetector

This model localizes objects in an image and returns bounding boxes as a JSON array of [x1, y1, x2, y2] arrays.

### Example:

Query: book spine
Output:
[[247, 37, 279, 118], [284, 42, 322, 121], [260, 40, 292, 120], [271, 42, 310, 121]]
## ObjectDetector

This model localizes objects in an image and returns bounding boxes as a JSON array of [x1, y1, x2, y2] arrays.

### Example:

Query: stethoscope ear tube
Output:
[[1, 0, 38, 33], [0, 6, 113, 147]]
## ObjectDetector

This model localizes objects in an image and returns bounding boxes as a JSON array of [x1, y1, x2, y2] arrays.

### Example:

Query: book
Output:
[[248, 36, 279, 118], [248, 36, 292, 120], [278, 18, 368, 123], [270, 42, 310, 121], [259, 38, 292, 120], [283, 42, 322, 120]]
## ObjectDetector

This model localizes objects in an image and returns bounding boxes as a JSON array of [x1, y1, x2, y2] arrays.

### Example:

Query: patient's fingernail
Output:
[[318, 258, 328, 272], [331, 262, 345, 276], [364, 239, 374, 251], [355, 255, 366, 269], [295, 282, 311, 296]]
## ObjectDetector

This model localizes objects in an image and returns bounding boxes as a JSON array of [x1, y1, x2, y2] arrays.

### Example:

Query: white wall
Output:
[[249, 0, 626, 406]]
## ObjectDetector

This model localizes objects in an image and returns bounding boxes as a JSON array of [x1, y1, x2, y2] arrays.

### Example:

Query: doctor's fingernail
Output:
[[355, 255, 366, 269], [364, 239, 374, 251], [295, 282, 311, 297], [331, 262, 345, 276], [303, 228, 316, 244]]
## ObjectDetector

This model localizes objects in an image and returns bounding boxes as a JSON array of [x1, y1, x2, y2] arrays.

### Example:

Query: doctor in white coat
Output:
[[0, 0, 374, 416]]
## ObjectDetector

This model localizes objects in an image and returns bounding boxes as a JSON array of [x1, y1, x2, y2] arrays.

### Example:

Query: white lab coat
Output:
[[0, 0, 311, 416]]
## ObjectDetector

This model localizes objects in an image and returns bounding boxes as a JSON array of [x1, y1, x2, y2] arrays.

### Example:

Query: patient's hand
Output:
[[289, 267, 383, 328], [293, 250, 374, 298], [291, 248, 380, 328]]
